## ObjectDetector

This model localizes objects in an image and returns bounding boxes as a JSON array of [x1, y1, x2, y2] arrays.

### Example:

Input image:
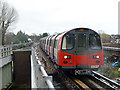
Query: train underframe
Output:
[[56, 65, 100, 75]]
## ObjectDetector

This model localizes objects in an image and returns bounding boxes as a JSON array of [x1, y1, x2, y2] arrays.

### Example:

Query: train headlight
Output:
[[92, 55, 99, 59], [64, 56, 68, 59], [64, 55, 72, 59], [96, 56, 99, 59]]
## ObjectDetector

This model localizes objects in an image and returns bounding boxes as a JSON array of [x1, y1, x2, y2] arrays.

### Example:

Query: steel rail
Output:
[[92, 71, 120, 89]]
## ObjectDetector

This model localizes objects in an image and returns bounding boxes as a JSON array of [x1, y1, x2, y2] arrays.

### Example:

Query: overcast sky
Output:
[[6, 0, 119, 35]]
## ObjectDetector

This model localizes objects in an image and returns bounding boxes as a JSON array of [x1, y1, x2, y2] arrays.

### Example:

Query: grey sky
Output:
[[7, 0, 119, 35]]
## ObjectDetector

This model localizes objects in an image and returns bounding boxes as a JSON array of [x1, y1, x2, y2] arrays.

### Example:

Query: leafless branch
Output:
[[0, 1, 18, 45]]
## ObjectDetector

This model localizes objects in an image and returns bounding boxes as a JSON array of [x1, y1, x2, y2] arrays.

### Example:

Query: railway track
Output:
[[64, 71, 104, 89], [72, 72, 120, 89], [69, 71, 120, 90], [38, 46, 120, 90], [68, 73, 120, 90]]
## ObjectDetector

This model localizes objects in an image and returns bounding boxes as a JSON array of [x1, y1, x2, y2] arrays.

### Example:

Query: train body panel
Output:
[[87, 50, 103, 65], [54, 48, 58, 63], [51, 47, 54, 59], [57, 51, 76, 66], [57, 50, 103, 67]]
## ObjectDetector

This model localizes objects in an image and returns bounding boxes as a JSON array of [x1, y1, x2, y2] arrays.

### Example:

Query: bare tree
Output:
[[0, 1, 18, 45]]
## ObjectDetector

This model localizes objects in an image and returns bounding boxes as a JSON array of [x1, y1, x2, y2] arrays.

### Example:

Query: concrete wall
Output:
[[0, 62, 12, 89], [0, 54, 12, 89]]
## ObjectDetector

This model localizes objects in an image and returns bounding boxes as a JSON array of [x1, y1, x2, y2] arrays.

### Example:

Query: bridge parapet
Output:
[[0, 46, 13, 89]]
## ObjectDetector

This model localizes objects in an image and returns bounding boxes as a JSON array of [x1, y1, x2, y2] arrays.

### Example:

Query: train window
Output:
[[89, 34, 102, 49], [78, 34, 86, 47], [62, 34, 75, 50]]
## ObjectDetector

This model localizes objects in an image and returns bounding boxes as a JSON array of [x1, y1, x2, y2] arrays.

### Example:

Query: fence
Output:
[[0, 46, 13, 89], [31, 47, 55, 89]]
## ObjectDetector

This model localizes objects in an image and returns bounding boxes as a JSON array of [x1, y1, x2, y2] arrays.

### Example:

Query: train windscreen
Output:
[[78, 34, 86, 47], [89, 34, 102, 50], [61, 31, 102, 51]]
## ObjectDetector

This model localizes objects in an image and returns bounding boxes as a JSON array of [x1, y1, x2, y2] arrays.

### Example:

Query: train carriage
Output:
[[40, 28, 103, 74], [45, 36, 50, 53], [50, 33, 59, 59], [46, 36, 51, 55]]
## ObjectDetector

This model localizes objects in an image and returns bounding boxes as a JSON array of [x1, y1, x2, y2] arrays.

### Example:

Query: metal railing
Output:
[[0, 46, 12, 59], [0, 46, 13, 90], [31, 47, 55, 89], [103, 46, 120, 51]]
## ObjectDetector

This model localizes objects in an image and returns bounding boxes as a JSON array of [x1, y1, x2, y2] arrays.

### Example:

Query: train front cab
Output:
[[57, 28, 103, 73]]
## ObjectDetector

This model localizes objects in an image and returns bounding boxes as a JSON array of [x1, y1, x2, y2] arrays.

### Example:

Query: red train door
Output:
[[75, 33, 88, 66]]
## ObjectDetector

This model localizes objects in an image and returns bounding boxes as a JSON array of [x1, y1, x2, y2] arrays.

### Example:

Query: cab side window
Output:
[[62, 34, 75, 50]]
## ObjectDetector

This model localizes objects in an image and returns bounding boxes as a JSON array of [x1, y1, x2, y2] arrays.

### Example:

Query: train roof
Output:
[[40, 27, 99, 40], [65, 28, 98, 33]]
